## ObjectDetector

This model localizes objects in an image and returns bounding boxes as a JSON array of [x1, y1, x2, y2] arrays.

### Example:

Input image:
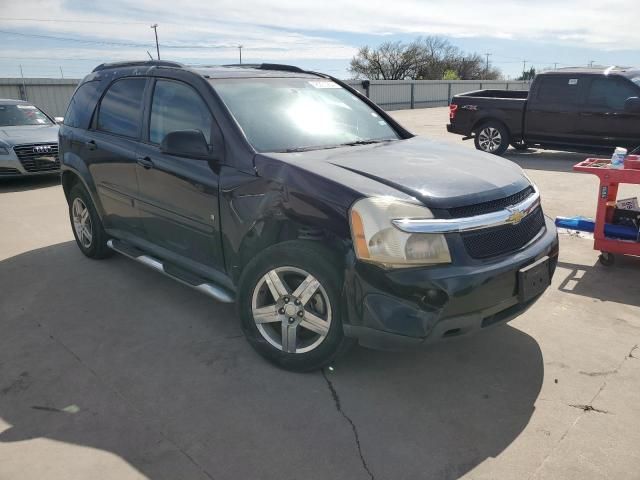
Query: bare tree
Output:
[[349, 36, 502, 80]]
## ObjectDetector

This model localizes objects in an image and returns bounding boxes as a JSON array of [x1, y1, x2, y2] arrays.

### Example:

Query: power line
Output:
[[0, 17, 149, 25], [0, 29, 233, 49]]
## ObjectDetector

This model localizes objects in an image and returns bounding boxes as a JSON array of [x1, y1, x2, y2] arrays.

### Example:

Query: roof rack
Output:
[[221, 63, 306, 73], [92, 60, 184, 72]]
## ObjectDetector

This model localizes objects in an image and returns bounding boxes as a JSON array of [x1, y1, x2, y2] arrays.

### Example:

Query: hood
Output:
[[264, 136, 530, 210], [0, 124, 59, 148]]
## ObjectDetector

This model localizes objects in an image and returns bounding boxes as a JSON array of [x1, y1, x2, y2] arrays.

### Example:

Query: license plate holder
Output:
[[518, 256, 550, 303]]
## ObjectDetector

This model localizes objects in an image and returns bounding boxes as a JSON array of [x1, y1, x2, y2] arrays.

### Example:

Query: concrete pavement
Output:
[[0, 107, 639, 479]]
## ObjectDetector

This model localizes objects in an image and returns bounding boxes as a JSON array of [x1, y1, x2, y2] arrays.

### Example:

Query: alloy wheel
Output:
[[251, 266, 332, 354], [478, 127, 502, 153], [72, 197, 93, 249]]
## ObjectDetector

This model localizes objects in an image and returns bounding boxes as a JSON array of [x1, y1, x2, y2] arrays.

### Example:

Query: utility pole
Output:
[[19, 64, 27, 101], [238, 45, 243, 65], [59, 66, 64, 78], [589, 60, 595, 68], [522, 59, 527, 79], [150, 24, 160, 60], [484, 52, 491, 79], [553, 62, 558, 70]]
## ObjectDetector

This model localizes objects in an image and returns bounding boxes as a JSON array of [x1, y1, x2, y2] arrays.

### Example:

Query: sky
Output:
[[0, 0, 639, 80]]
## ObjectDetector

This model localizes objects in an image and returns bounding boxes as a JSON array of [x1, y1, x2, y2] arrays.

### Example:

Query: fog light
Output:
[[422, 288, 448, 308]]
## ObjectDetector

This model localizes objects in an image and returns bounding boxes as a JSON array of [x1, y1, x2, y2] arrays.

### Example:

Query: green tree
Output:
[[443, 69, 460, 80], [517, 67, 536, 81]]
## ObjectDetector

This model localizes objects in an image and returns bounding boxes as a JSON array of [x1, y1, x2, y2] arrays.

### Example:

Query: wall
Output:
[[0, 78, 531, 117], [0, 78, 79, 117], [343, 79, 531, 110]]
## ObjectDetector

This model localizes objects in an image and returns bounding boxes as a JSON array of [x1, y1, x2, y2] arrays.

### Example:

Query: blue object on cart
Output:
[[555, 216, 639, 240]]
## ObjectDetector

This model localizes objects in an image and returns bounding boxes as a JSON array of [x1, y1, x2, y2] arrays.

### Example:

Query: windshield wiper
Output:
[[337, 139, 393, 147], [278, 139, 395, 153]]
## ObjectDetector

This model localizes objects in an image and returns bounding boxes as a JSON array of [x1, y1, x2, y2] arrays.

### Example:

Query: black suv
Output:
[[60, 61, 559, 371]]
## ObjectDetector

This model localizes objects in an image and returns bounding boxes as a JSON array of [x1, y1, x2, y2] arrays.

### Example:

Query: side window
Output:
[[149, 80, 212, 145], [64, 81, 101, 129], [587, 78, 638, 110], [97, 78, 146, 138], [536, 76, 580, 104]]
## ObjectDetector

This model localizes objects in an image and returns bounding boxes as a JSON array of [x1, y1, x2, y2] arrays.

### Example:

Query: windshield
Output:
[[0, 104, 53, 127], [211, 77, 400, 152]]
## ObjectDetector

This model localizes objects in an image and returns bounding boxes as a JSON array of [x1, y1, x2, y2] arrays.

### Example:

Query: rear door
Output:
[[135, 76, 225, 272], [524, 75, 586, 146], [85, 77, 147, 237], [577, 76, 640, 148]]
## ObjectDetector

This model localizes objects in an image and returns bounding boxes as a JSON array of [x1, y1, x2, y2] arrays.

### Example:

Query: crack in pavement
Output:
[[321, 369, 375, 480], [568, 404, 608, 414], [528, 345, 635, 479]]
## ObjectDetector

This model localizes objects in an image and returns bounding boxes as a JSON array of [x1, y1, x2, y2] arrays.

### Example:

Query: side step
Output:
[[106, 239, 235, 303]]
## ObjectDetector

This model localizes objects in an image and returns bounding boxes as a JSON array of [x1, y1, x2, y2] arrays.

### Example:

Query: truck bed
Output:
[[456, 89, 529, 100]]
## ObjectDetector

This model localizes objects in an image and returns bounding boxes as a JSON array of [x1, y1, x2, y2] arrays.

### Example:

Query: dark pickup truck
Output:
[[447, 67, 640, 155]]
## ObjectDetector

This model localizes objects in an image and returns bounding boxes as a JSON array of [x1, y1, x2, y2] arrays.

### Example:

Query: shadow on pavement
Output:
[[0, 241, 544, 480], [0, 174, 60, 193], [557, 257, 640, 307]]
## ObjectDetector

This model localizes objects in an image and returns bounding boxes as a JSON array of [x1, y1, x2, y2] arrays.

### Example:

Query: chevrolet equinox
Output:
[[59, 61, 559, 371]]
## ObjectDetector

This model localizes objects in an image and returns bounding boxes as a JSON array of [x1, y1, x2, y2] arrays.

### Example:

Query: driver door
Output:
[[135, 77, 224, 272]]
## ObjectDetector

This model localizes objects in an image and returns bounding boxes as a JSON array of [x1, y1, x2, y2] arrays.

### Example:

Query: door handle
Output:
[[85, 140, 97, 151], [136, 156, 154, 169]]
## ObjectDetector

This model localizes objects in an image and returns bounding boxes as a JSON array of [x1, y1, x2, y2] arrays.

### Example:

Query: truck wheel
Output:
[[237, 241, 354, 372], [68, 183, 112, 259], [474, 121, 510, 155]]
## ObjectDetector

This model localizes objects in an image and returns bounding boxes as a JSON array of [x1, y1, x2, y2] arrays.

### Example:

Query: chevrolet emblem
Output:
[[506, 208, 526, 225]]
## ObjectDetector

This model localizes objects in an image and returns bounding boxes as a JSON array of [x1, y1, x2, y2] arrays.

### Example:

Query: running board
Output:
[[106, 239, 234, 303]]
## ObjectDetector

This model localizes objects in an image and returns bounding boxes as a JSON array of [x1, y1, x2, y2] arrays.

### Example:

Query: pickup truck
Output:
[[447, 67, 640, 155]]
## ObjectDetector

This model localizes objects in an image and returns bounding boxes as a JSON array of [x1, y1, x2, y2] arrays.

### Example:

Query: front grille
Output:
[[461, 206, 545, 259], [13, 143, 60, 172], [0, 167, 21, 176], [448, 186, 535, 218]]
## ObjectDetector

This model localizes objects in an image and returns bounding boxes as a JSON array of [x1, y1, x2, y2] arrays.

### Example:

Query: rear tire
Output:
[[237, 241, 354, 372], [68, 183, 112, 259], [474, 121, 510, 155]]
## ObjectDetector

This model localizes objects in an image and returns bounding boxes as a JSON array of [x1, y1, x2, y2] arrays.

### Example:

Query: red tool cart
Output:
[[573, 157, 640, 266]]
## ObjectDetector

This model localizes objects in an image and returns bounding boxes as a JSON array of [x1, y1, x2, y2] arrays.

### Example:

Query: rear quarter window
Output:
[[64, 81, 101, 129]]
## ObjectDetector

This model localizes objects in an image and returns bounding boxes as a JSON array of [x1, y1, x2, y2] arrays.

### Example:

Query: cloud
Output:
[[0, 0, 638, 78]]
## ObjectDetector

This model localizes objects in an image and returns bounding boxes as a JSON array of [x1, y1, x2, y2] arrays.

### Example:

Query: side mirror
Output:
[[160, 130, 211, 159], [624, 97, 640, 113], [54, 116, 64, 124]]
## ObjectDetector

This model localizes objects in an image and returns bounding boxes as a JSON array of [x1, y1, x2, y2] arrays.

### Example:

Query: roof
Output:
[[0, 98, 30, 105], [542, 66, 640, 78]]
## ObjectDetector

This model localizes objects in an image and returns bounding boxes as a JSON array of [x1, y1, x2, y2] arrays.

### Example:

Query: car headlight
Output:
[[0, 146, 9, 155], [349, 196, 451, 268]]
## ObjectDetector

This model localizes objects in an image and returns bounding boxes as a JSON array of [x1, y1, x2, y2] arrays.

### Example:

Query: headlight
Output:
[[349, 196, 451, 268], [0, 146, 9, 155]]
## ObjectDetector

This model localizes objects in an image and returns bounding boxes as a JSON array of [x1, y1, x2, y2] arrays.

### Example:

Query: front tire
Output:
[[237, 241, 353, 372], [474, 121, 510, 155], [68, 183, 112, 259]]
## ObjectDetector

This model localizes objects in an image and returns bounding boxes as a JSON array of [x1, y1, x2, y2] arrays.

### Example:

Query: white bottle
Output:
[[611, 147, 627, 169]]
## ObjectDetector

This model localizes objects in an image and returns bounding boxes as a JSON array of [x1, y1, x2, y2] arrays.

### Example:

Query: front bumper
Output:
[[0, 153, 60, 177], [343, 216, 559, 350]]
